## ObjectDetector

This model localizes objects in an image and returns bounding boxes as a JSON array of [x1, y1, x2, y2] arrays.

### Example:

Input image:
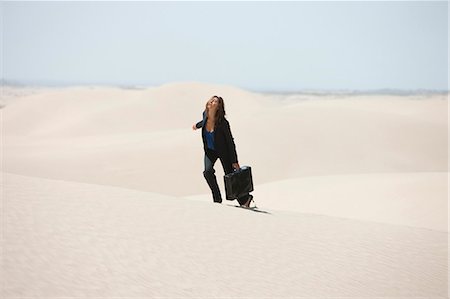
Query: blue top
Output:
[[204, 130, 215, 150]]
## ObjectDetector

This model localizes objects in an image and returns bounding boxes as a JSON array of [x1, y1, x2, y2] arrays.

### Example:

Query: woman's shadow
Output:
[[226, 203, 272, 215]]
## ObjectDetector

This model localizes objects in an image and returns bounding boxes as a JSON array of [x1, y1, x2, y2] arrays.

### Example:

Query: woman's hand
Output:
[[232, 163, 240, 171], [192, 124, 198, 130]]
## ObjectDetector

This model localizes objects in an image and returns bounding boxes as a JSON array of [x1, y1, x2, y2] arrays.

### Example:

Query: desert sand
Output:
[[1, 82, 448, 297]]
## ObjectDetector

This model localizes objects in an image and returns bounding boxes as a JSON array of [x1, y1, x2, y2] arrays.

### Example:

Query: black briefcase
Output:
[[224, 166, 254, 200]]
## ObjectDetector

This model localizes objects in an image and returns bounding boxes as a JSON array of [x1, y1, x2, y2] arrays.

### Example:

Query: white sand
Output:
[[1, 82, 448, 297]]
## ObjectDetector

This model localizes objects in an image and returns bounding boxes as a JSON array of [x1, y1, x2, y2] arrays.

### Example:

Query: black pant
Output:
[[203, 149, 250, 205]]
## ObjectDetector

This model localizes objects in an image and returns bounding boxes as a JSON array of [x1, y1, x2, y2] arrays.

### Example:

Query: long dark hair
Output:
[[205, 95, 226, 127]]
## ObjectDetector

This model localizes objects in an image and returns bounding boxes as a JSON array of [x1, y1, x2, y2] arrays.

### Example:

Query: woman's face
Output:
[[207, 97, 219, 110]]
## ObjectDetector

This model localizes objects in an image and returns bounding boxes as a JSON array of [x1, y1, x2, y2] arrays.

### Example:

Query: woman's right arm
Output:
[[193, 120, 203, 130], [192, 110, 206, 130]]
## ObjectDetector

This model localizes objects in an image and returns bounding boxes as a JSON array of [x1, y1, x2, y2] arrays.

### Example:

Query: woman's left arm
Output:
[[223, 120, 239, 165]]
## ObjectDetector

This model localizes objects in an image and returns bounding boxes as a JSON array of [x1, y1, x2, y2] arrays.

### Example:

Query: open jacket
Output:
[[195, 111, 239, 164]]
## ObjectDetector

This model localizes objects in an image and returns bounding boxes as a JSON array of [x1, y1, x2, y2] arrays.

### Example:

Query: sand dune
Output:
[[185, 171, 448, 232], [4, 83, 447, 188], [1, 82, 448, 297], [3, 173, 447, 297]]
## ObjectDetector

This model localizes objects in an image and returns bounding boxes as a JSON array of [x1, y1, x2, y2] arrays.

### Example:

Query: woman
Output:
[[192, 95, 253, 207]]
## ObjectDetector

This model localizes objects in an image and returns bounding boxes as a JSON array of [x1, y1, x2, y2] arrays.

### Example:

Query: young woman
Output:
[[192, 95, 253, 207]]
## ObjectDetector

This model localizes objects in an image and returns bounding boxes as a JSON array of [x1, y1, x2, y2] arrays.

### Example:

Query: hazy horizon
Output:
[[2, 1, 448, 92], [2, 79, 448, 96]]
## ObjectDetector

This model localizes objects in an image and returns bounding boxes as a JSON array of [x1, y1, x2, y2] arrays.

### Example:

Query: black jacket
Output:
[[196, 112, 239, 164]]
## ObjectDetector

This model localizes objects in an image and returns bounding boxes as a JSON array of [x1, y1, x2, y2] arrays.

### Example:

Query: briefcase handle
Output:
[[233, 165, 250, 173]]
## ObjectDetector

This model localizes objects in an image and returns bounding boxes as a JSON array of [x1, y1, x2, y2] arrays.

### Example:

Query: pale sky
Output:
[[2, 1, 448, 91]]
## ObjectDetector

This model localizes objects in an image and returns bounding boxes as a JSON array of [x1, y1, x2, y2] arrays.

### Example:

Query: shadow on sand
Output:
[[226, 204, 272, 215]]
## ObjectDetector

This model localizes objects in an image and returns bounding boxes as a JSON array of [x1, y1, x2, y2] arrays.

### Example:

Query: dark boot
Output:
[[238, 194, 253, 207], [203, 169, 222, 203]]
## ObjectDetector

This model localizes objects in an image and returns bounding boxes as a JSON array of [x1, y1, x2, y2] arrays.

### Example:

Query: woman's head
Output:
[[205, 95, 226, 124]]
